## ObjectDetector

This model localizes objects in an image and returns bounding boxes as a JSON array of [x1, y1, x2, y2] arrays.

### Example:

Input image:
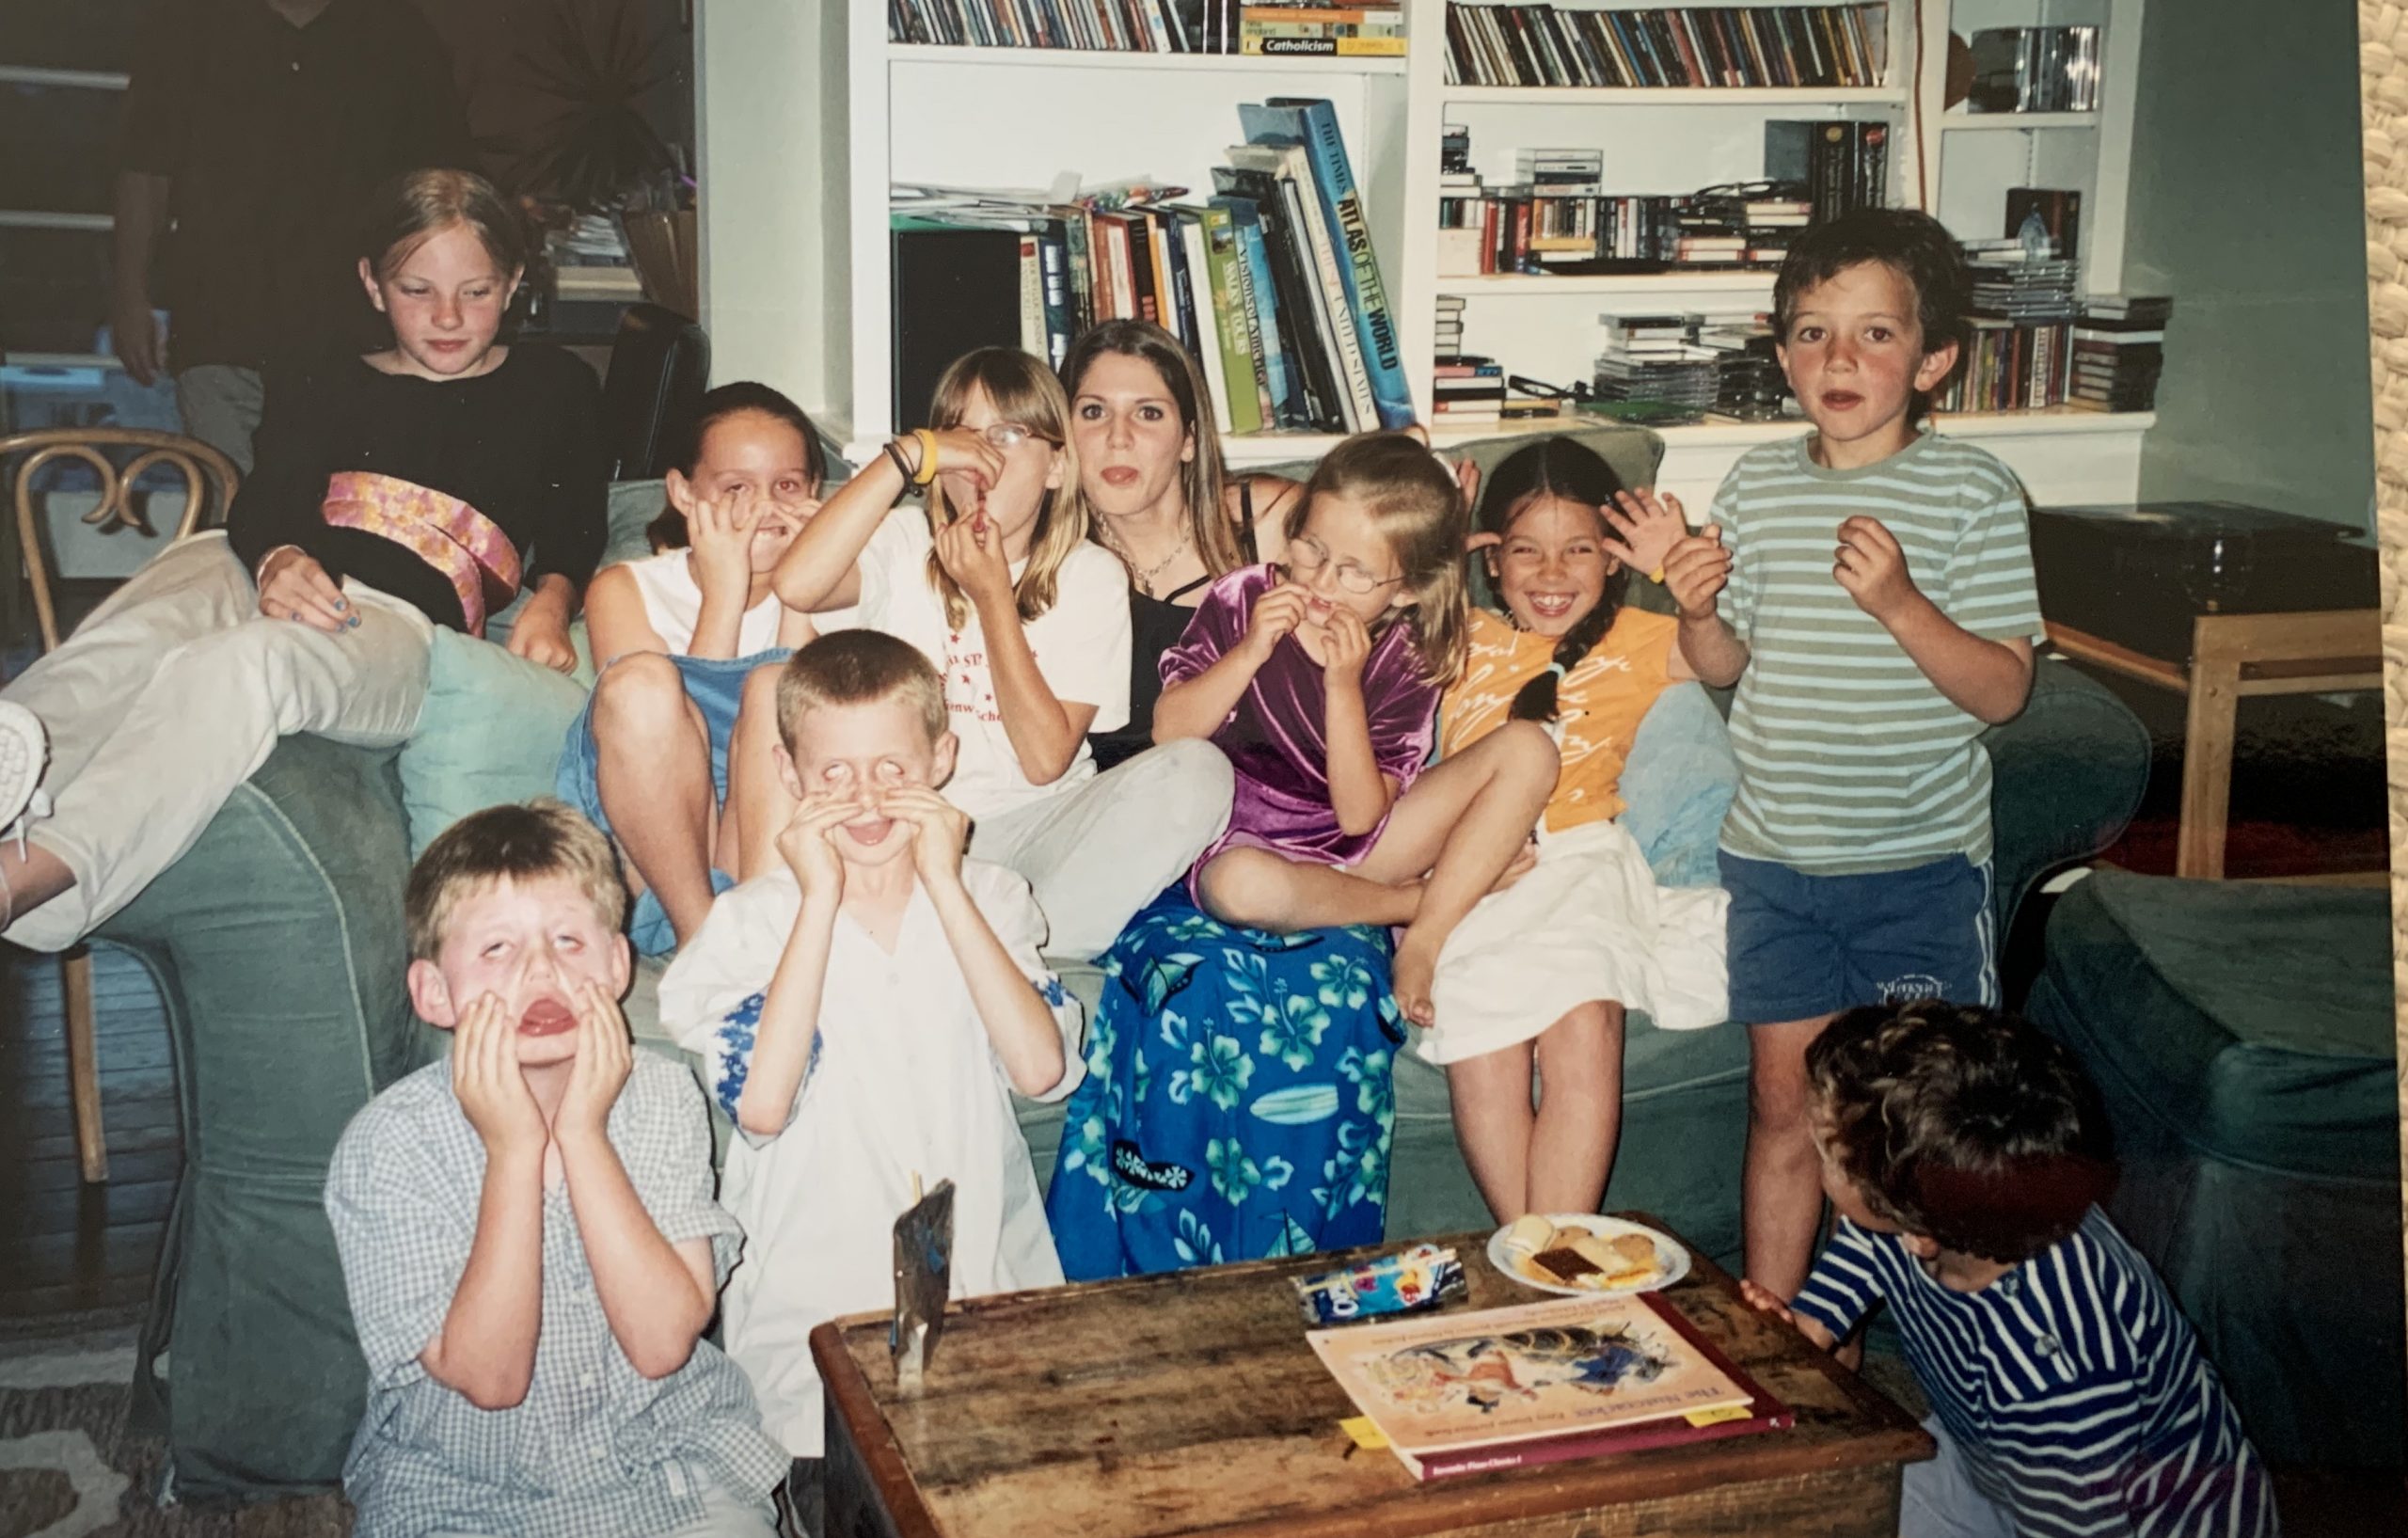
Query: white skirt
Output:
[[1418, 817, 1730, 1066]]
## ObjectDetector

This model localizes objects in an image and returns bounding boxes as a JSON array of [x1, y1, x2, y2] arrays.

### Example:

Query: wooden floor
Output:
[[0, 939, 180, 1321]]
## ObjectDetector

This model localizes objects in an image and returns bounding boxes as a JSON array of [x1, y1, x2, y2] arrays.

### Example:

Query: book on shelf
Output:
[[888, 0, 1402, 55], [1966, 25, 2100, 114], [2065, 293, 2171, 412], [890, 221, 1034, 432], [1309, 1292, 1791, 1481], [1240, 98, 1417, 429], [1441, 3, 1887, 91], [1933, 317, 2072, 414], [1764, 119, 1888, 225]]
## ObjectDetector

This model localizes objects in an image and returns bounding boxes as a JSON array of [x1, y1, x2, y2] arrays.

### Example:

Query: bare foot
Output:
[[1390, 929, 1442, 1028]]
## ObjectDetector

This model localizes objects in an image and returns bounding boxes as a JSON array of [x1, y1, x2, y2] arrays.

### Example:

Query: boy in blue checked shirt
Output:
[[1660, 207, 2045, 1296], [1745, 1002, 2275, 1538], [325, 801, 785, 1538]]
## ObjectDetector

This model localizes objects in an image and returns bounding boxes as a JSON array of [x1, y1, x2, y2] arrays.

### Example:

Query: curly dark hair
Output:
[[1806, 1001, 2115, 1264]]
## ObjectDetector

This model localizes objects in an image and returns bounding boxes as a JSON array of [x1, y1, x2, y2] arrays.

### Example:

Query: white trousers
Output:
[[1900, 1415, 2015, 1538], [968, 737, 1233, 959], [2, 531, 433, 951]]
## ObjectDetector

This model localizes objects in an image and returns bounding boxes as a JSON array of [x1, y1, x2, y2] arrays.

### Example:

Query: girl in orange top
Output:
[[1430, 437, 1732, 1223]]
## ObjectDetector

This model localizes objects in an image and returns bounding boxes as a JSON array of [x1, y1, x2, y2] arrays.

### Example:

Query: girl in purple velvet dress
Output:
[[1152, 432, 1560, 1028], [1043, 433, 1560, 1279]]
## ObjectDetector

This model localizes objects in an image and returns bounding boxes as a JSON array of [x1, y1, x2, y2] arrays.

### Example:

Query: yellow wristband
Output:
[[911, 428, 940, 487], [1648, 565, 1666, 584]]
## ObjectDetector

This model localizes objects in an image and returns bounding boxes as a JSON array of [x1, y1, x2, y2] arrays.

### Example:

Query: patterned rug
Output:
[[0, 1318, 347, 1538]]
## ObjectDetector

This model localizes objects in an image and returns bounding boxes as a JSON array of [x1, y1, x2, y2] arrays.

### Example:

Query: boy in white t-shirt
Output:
[[659, 630, 1083, 1523], [764, 347, 1233, 959]]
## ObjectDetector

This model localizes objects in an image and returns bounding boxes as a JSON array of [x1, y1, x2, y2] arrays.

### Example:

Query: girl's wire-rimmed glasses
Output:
[[1286, 535, 1404, 595]]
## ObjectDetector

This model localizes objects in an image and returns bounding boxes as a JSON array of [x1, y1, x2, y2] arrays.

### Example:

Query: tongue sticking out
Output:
[[518, 998, 577, 1037]]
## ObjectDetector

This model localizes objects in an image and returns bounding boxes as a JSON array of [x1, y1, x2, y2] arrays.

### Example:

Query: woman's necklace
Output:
[[1097, 515, 1194, 597]]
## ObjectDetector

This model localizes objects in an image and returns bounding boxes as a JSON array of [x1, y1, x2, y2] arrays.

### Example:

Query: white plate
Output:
[[1486, 1214, 1691, 1297]]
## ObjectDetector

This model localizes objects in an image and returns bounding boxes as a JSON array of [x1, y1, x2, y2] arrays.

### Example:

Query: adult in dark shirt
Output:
[[0, 169, 604, 955], [1061, 320, 1298, 770], [113, 0, 475, 472]]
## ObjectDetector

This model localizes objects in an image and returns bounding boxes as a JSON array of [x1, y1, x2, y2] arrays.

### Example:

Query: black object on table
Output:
[[2026, 501, 2378, 661]]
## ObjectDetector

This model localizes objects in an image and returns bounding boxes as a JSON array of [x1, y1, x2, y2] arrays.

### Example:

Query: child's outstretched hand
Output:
[[555, 976, 633, 1144], [1833, 515, 1921, 625], [1739, 1278, 1837, 1351], [1603, 489, 1689, 583], [1244, 581, 1311, 662], [1662, 525, 1733, 619], [934, 509, 1014, 610], [1320, 604, 1371, 684], [688, 487, 765, 603], [882, 785, 971, 889], [777, 790, 856, 901], [452, 992, 547, 1160]]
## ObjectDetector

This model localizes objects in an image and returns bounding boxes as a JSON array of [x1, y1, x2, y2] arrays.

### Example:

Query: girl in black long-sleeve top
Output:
[[0, 168, 606, 952]]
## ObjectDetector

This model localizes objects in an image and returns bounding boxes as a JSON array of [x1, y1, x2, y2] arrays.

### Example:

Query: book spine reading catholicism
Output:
[[1308, 1292, 1792, 1481], [890, 96, 1407, 438]]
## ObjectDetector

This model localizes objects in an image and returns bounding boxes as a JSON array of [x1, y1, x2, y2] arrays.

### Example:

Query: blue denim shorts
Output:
[[1719, 850, 1996, 1025]]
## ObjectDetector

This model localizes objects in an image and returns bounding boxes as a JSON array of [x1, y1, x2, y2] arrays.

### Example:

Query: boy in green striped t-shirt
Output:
[[1659, 209, 2045, 1298]]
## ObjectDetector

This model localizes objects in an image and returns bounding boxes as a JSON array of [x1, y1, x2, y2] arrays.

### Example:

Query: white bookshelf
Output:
[[718, 0, 2150, 502]]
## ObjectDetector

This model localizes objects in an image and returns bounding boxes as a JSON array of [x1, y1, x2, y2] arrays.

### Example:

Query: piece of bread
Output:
[[1503, 1214, 1556, 1260]]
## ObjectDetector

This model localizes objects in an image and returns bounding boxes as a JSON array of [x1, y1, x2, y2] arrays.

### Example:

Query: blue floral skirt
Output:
[[1045, 886, 1404, 1279]]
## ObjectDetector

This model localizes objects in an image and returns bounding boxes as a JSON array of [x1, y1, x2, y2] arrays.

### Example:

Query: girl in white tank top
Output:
[[560, 385, 857, 955]]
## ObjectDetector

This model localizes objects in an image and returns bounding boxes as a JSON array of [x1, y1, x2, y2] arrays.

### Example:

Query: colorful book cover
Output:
[[1210, 196, 1285, 428], [1244, 98, 1416, 430], [1308, 1292, 1789, 1481], [1198, 202, 1266, 436], [1225, 141, 1371, 432]]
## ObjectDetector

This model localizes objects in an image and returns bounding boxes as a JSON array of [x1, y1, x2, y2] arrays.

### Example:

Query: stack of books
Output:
[[1594, 313, 1720, 412], [1763, 119, 1890, 225], [1432, 355, 1508, 421], [1930, 239, 2078, 414], [1966, 25, 2101, 113], [2067, 294, 2171, 413], [887, 97, 1413, 439], [1239, 2, 1404, 56], [1441, 3, 1887, 89], [1434, 293, 1467, 358]]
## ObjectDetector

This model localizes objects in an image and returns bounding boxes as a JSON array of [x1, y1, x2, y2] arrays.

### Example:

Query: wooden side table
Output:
[[814, 1222, 1929, 1538], [2044, 610, 2383, 880]]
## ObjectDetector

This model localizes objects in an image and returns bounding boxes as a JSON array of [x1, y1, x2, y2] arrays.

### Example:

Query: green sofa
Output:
[[97, 439, 2153, 1498], [2026, 869, 2403, 1468]]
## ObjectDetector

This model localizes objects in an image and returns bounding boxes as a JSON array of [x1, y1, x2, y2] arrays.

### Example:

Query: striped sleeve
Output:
[[1943, 458, 2045, 644], [1790, 1217, 1884, 1341], [1708, 461, 1757, 643]]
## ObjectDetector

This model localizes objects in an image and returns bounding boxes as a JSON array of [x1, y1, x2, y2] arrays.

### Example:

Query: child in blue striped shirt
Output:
[[1745, 1001, 2274, 1538]]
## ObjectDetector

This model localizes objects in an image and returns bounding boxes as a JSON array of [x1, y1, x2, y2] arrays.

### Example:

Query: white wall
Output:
[[696, 0, 849, 427]]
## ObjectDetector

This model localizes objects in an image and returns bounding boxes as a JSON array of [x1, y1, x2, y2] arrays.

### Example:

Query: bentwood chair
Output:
[[4, 427, 241, 1182]]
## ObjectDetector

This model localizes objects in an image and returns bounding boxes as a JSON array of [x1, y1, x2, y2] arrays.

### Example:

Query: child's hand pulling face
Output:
[[779, 697, 964, 878]]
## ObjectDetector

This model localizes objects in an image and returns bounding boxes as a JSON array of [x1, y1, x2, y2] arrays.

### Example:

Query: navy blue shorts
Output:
[[1719, 850, 1996, 1025]]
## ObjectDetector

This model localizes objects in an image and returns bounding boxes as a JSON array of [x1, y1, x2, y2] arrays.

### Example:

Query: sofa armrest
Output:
[[1979, 656, 2150, 937]]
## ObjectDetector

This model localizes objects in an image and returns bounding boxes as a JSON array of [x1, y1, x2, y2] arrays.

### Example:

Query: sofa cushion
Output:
[[395, 628, 592, 858], [2033, 867, 2395, 1180], [1617, 681, 1738, 891]]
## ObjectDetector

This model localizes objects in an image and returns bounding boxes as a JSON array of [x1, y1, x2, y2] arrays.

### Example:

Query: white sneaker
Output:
[[0, 699, 52, 854]]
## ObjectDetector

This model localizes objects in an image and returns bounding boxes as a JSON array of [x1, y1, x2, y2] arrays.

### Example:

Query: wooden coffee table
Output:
[[813, 1219, 1931, 1538]]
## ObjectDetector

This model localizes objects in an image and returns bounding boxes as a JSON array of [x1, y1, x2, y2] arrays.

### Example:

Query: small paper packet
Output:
[[1293, 1243, 1466, 1325]]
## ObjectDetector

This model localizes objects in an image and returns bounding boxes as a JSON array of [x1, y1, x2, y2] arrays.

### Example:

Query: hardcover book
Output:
[[1307, 1292, 1791, 1481]]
